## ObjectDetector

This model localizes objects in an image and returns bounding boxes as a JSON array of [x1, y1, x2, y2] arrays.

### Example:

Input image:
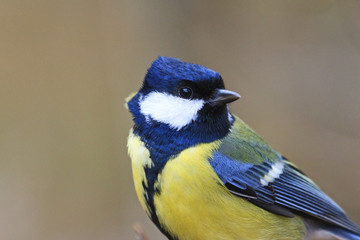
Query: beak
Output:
[[209, 89, 241, 106]]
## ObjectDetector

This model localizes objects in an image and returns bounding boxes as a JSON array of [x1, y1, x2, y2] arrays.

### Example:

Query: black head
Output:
[[127, 56, 240, 157]]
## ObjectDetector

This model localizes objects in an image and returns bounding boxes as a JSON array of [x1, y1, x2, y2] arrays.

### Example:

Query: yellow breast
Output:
[[127, 129, 152, 216], [128, 129, 306, 240]]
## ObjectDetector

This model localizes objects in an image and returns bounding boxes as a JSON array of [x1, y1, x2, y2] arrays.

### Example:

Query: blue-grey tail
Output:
[[305, 218, 360, 240], [326, 226, 360, 240], [311, 226, 360, 240]]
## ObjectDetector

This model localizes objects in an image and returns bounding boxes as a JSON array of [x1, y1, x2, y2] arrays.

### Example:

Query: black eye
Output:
[[178, 86, 193, 99]]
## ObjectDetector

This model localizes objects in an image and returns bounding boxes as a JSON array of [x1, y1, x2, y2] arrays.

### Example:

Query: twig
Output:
[[133, 222, 149, 240]]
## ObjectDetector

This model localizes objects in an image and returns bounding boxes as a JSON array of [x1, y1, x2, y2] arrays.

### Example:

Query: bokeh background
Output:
[[1, 1, 360, 239]]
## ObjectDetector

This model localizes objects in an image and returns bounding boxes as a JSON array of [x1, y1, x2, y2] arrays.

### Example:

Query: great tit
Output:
[[127, 56, 360, 240]]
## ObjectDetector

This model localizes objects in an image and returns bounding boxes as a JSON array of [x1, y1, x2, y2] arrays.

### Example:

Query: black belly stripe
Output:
[[142, 163, 178, 240]]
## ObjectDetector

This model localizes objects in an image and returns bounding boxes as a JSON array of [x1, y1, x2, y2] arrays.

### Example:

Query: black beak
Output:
[[209, 89, 241, 106]]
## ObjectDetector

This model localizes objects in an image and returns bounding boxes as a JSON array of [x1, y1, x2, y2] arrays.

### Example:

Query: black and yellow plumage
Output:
[[127, 56, 360, 240]]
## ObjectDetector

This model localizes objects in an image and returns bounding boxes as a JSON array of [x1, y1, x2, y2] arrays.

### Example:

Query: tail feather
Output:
[[326, 226, 360, 240], [305, 218, 360, 240], [308, 226, 360, 240]]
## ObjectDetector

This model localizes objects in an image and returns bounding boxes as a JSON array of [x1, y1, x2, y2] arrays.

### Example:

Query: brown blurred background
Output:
[[1, 1, 360, 239]]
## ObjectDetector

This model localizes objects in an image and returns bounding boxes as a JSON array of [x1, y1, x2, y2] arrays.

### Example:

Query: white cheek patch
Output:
[[139, 92, 205, 131]]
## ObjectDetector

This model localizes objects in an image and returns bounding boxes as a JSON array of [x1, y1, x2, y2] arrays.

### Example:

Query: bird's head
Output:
[[127, 56, 240, 149]]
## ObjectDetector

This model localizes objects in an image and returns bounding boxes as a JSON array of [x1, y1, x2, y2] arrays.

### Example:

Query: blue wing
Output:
[[210, 117, 360, 235]]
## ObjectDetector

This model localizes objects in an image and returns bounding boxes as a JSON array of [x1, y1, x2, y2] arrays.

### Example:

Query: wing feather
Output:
[[209, 117, 360, 234]]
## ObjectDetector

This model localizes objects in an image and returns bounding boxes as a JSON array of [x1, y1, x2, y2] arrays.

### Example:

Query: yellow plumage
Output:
[[126, 57, 360, 240], [128, 129, 152, 216], [128, 129, 306, 240]]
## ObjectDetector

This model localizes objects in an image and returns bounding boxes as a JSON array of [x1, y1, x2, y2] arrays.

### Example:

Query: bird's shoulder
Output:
[[209, 116, 360, 234], [217, 116, 279, 164]]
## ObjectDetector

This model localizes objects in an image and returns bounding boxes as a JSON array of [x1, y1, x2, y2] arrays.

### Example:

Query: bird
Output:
[[126, 56, 360, 240]]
